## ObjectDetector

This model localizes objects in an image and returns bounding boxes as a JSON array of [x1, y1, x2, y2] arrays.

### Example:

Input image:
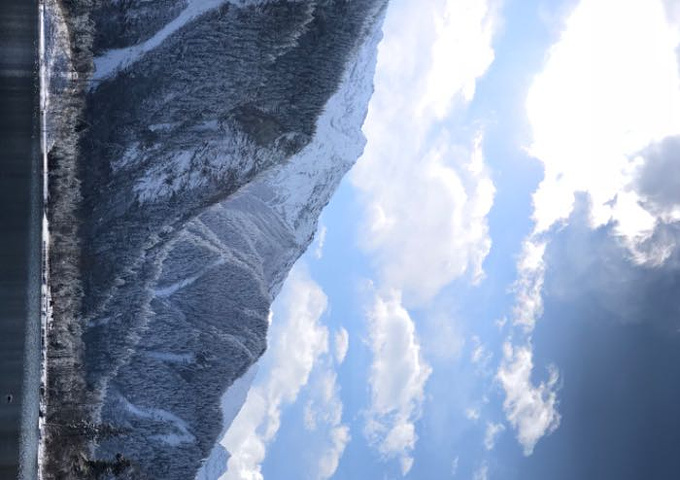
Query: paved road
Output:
[[0, 0, 42, 477]]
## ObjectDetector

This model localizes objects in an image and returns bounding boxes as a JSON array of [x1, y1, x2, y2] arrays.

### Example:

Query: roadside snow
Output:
[[37, 3, 51, 479]]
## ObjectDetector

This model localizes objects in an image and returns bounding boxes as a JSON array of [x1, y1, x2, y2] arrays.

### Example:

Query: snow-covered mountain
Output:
[[41, 1, 387, 478]]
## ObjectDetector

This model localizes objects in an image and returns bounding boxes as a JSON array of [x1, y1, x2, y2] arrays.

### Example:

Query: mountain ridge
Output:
[[42, 1, 387, 478]]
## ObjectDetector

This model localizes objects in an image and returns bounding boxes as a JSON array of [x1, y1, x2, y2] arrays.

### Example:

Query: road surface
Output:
[[0, 0, 43, 477]]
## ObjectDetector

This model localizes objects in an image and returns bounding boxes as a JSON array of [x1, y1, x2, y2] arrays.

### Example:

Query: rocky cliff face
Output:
[[42, 1, 386, 478]]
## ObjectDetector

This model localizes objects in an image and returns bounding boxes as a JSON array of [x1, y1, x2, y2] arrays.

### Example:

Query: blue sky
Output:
[[220, 0, 680, 478]]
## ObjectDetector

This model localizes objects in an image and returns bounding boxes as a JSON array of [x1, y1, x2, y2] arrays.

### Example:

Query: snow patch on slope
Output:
[[210, 8, 385, 480], [259, 15, 384, 245], [92, 0, 228, 83], [121, 395, 196, 444], [92, 0, 303, 84]]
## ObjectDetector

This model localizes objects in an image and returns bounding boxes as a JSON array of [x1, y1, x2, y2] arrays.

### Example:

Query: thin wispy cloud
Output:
[[451, 456, 460, 476], [317, 424, 351, 480], [303, 366, 351, 479], [465, 407, 481, 422], [470, 335, 493, 376], [314, 223, 328, 260], [497, 343, 561, 456], [473, 462, 489, 480], [333, 327, 350, 365], [484, 421, 506, 450]]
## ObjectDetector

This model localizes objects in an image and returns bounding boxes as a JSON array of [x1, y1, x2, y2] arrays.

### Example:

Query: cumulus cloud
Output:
[[484, 421, 505, 450], [498, 0, 680, 454], [526, 0, 680, 263], [351, 0, 498, 305], [496, 342, 561, 455], [364, 290, 432, 475], [543, 205, 680, 331], [418, 0, 499, 119], [635, 136, 680, 221], [351, 0, 500, 472], [663, 0, 680, 25], [333, 328, 349, 365], [353, 133, 495, 305], [221, 265, 329, 480]]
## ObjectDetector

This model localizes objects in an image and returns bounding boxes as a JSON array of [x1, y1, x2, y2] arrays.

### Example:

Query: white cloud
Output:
[[351, 0, 499, 306], [314, 224, 328, 260], [317, 425, 351, 480], [303, 371, 342, 431], [418, 0, 499, 119], [496, 342, 560, 455], [634, 136, 680, 233], [303, 367, 352, 480], [512, 240, 547, 331], [399, 457, 415, 477], [221, 264, 329, 480], [471, 340, 485, 364], [353, 133, 495, 305], [465, 407, 481, 422], [451, 456, 460, 476], [470, 335, 493, 374], [526, 0, 680, 263], [664, 0, 680, 25], [498, 0, 680, 454], [333, 328, 349, 365], [473, 462, 489, 480], [364, 290, 432, 475], [484, 421, 505, 450], [351, 0, 500, 472]]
